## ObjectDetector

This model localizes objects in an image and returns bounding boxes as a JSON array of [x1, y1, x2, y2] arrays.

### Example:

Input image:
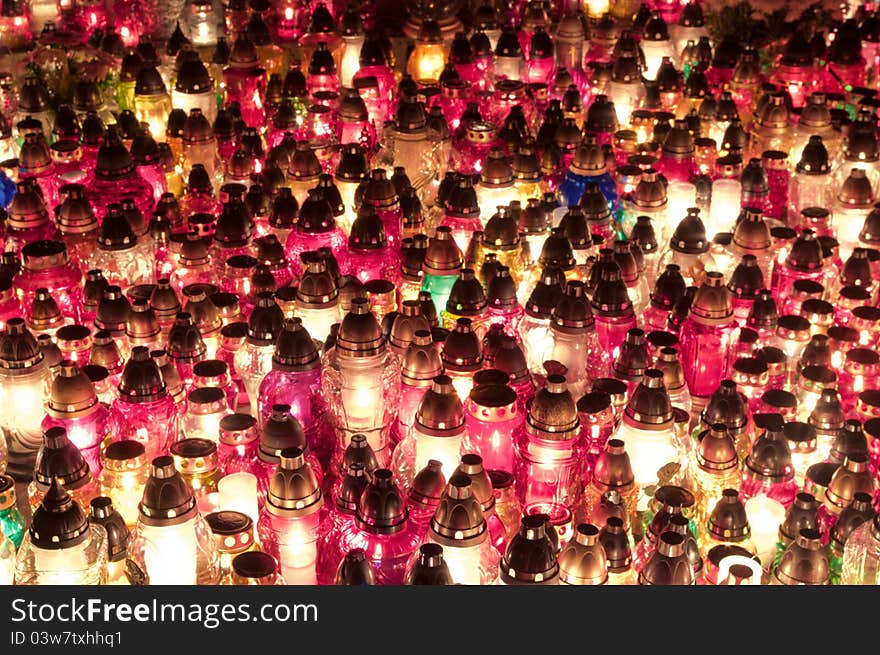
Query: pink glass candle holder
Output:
[[109, 346, 179, 461], [223, 34, 268, 128], [14, 240, 82, 324], [257, 318, 334, 468], [643, 264, 688, 333], [316, 460, 369, 584], [740, 413, 799, 508], [41, 361, 116, 477], [84, 127, 155, 218], [19, 132, 61, 210], [339, 204, 399, 284], [678, 272, 738, 401], [218, 412, 266, 487], [5, 179, 59, 255], [53, 183, 98, 271], [771, 230, 827, 307], [463, 381, 522, 477], [592, 266, 638, 359], [514, 374, 586, 518], [838, 348, 880, 416], [0, 278, 22, 332], [257, 447, 324, 584], [284, 189, 347, 279], [359, 169, 404, 250], [576, 389, 617, 466], [333, 468, 423, 585]]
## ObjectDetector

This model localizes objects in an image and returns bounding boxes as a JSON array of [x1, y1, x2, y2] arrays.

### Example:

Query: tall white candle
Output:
[[218, 472, 260, 526], [745, 496, 786, 569], [140, 521, 198, 585]]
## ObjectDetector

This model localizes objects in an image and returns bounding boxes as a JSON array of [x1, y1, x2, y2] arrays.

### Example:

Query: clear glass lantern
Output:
[[549, 280, 607, 398], [0, 318, 51, 455], [641, 13, 676, 80], [321, 297, 401, 466], [420, 473, 500, 584], [14, 479, 107, 585], [234, 291, 284, 407], [128, 456, 220, 584], [392, 374, 465, 492], [133, 66, 173, 145], [582, 437, 637, 528], [181, 108, 222, 186], [394, 328, 441, 444], [606, 53, 644, 129], [615, 368, 680, 495], [835, 168, 875, 263], [28, 424, 100, 514], [98, 440, 149, 528], [384, 94, 438, 191], [841, 514, 880, 584], [182, 386, 232, 442]]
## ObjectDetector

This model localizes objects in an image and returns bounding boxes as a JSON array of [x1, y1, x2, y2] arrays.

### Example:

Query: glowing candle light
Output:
[[14, 479, 107, 585], [423, 473, 500, 584], [322, 298, 400, 465], [392, 375, 465, 492], [98, 441, 149, 529], [129, 456, 220, 585], [745, 496, 786, 569], [218, 472, 260, 527]]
